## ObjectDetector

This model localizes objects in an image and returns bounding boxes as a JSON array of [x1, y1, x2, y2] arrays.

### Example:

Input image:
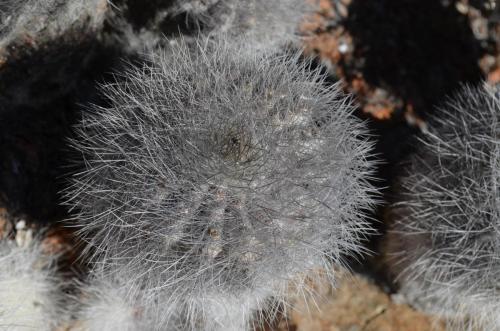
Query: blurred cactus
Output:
[[73, 260, 268, 331], [0, 0, 22, 34], [387, 84, 500, 330], [0, 239, 64, 331], [65, 37, 377, 330], [171, 0, 314, 51], [0, 0, 106, 51], [73, 263, 148, 331]]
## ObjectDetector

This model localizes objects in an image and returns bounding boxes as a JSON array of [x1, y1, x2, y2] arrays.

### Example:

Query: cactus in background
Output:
[[386, 84, 500, 330], [65, 37, 377, 330], [0, 0, 107, 54], [73, 261, 268, 331], [0, 239, 65, 331], [171, 0, 314, 51], [0, 0, 22, 34], [72, 263, 149, 331]]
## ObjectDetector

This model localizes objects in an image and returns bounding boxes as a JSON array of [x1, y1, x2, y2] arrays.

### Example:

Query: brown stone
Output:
[[0, 207, 12, 239], [279, 271, 446, 331]]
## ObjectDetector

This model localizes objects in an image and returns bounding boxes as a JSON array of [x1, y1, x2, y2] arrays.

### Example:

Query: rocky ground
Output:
[[281, 271, 446, 331], [0, 0, 498, 330]]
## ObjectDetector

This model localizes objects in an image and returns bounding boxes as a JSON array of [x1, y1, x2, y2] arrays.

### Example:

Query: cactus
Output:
[[65, 37, 377, 330], [0, 0, 22, 34], [387, 84, 500, 330], [72, 263, 149, 331], [171, 0, 314, 51], [0, 239, 64, 331], [0, 0, 106, 55], [73, 260, 268, 331]]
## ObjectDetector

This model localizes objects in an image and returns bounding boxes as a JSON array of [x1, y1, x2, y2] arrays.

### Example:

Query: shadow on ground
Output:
[[340, 0, 484, 284]]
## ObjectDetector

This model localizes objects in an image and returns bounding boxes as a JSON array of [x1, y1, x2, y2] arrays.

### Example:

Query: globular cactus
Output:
[[171, 0, 314, 51], [386, 84, 500, 330], [0, 238, 64, 331], [73, 261, 258, 331], [0, 0, 107, 54], [65, 37, 377, 330], [0, 0, 22, 34], [72, 263, 149, 331]]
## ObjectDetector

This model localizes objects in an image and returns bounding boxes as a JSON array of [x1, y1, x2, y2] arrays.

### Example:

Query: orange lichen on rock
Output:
[[488, 67, 500, 84], [41, 224, 81, 269]]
